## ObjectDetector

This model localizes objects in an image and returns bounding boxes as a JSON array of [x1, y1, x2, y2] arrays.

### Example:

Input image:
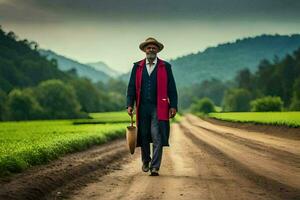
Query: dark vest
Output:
[[140, 63, 158, 105]]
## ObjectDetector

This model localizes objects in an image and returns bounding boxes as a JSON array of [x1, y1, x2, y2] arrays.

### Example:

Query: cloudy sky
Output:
[[1, 0, 300, 73]]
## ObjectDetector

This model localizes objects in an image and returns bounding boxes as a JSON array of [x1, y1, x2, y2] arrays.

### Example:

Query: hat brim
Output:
[[139, 41, 164, 52]]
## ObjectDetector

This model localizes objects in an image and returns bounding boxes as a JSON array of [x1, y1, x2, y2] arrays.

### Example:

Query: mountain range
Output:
[[39, 50, 112, 83], [40, 34, 300, 88], [119, 34, 300, 88], [86, 61, 120, 78]]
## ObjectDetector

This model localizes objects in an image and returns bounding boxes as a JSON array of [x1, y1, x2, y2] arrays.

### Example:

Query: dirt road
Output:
[[68, 114, 300, 200], [1, 114, 299, 200]]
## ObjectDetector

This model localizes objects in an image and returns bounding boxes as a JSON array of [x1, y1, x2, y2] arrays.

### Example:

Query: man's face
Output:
[[145, 43, 158, 60]]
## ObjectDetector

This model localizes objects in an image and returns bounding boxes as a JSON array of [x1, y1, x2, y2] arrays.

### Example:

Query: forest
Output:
[[186, 47, 300, 112], [0, 26, 127, 121]]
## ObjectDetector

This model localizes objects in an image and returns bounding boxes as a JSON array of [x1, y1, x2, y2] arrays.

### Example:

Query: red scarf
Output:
[[135, 58, 169, 126]]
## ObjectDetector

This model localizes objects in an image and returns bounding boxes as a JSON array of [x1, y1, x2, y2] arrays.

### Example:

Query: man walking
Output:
[[126, 37, 178, 176]]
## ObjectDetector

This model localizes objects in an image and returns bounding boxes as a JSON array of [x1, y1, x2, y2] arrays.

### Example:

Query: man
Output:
[[126, 37, 178, 176]]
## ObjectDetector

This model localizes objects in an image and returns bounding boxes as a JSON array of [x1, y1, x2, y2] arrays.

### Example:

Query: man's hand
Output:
[[169, 108, 177, 118], [127, 106, 133, 116]]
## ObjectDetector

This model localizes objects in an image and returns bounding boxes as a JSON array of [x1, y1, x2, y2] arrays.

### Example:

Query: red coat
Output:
[[135, 57, 169, 127]]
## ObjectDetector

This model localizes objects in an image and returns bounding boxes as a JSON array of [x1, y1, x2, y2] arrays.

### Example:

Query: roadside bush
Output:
[[190, 97, 216, 114], [222, 88, 252, 112], [250, 96, 283, 112]]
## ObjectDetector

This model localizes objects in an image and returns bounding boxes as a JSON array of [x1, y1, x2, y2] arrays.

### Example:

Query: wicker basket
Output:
[[126, 115, 137, 154]]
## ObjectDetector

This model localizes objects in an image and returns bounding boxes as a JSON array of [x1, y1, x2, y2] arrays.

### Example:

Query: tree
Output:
[[70, 78, 102, 112], [178, 78, 230, 111], [35, 79, 81, 119], [222, 88, 252, 112], [190, 97, 216, 114], [254, 59, 274, 94], [290, 77, 300, 111], [7, 31, 17, 40], [276, 55, 298, 106], [106, 78, 127, 94], [253, 49, 300, 108], [106, 91, 126, 111], [235, 68, 254, 91], [0, 89, 7, 120], [6, 89, 43, 120]]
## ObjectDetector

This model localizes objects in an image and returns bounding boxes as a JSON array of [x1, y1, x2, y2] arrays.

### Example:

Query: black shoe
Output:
[[142, 162, 150, 172], [150, 168, 159, 176]]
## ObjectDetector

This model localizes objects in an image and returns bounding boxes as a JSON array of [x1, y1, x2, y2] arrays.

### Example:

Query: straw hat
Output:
[[139, 37, 164, 52]]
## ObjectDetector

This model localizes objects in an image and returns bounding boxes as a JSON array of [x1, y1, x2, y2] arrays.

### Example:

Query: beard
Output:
[[146, 52, 157, 60]]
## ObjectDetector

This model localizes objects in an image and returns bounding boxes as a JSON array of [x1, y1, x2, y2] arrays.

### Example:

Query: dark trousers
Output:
[[138, 103, 163, 170]]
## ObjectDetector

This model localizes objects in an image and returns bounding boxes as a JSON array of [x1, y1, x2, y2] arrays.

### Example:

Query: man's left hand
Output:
[[169, 108, 177, 118]]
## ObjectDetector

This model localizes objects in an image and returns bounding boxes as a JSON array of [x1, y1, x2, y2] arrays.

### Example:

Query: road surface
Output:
[[68, 114, 300, 200]]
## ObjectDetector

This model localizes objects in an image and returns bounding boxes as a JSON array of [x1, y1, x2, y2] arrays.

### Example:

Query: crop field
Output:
[[0, 111, 182, 177], [0, 112, 129, 177], [208, 111, 300, 128], [71, 111, 134, 125], [75, 111, 181, 124]]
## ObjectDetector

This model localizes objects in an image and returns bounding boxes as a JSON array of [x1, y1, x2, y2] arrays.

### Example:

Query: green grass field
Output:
[[207, 112, 300, 128], [0, 112, 128, 177], [85, 111, 134, 123], [73, 111, 182, 124], [0, 111, 182, 177]]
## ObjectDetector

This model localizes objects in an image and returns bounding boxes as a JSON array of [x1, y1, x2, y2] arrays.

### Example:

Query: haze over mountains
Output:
[[39, 50, 112, 83], [86, 61, 121, 78], [120, 34, 300, 88], [39, 34, 300, 89]]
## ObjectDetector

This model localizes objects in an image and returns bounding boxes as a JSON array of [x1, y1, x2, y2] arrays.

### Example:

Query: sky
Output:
[[1, 0, 300, 73]]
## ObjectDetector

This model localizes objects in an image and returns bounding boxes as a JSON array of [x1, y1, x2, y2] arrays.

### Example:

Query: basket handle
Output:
[[130, 114, 134, 127]]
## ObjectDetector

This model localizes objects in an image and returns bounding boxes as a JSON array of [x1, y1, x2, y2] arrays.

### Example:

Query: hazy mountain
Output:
[[86, 61, 120, 78], [119, 34, 300, 88], [39, 50, 111, 83]]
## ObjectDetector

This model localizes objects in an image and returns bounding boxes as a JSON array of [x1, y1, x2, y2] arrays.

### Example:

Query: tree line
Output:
[[186, 47, 300, 113]]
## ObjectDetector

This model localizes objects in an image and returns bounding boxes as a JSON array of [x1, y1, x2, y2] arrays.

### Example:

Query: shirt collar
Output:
[[146, 56, 158, 65]]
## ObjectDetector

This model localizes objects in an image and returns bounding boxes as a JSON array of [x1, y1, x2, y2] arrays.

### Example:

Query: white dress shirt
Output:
[[146, 56, 157, 76]]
